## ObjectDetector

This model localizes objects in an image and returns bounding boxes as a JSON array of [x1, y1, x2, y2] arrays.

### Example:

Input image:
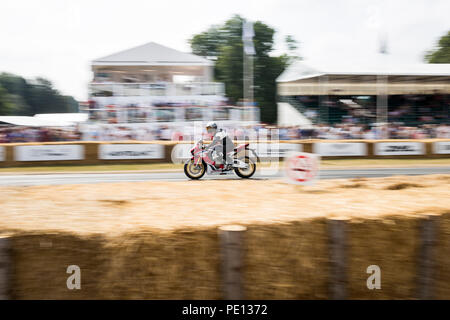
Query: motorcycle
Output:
[[184, 139, 258, 180]]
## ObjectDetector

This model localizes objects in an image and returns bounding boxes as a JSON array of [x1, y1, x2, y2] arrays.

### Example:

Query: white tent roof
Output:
[[277, 60, 450, 82], [0, 116, 66, 127], [92, 42, 213, 66], [33, 113, 88, 123], [0, 113, 87, 127], [277, 102, 315, 128]]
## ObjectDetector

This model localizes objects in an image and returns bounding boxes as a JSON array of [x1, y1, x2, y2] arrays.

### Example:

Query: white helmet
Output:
[[206, 121, 218, 134]]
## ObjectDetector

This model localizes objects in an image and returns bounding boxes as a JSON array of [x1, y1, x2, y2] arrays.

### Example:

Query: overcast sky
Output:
[[0, 0, 448, 101]]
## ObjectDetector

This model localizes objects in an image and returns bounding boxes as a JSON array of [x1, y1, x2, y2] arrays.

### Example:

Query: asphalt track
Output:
[[0, 166, 449, 186]]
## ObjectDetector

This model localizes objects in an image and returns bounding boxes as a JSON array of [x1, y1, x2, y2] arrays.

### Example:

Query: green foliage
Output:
[[189, 15, 289, 123], [0, 86, 16, 115], [189, 25, 228, 58], [425, 30, 450, 63], [0, 73, 78, 116], [285, 35, 298, 51], [285, 35, 301, 64]]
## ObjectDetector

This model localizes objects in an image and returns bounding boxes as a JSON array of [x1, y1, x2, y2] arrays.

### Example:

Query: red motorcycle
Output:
[[184, 139, 258, 180]]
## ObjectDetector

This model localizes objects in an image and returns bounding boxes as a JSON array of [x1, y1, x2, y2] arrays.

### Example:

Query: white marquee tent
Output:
[[0, 113, 88, 127]]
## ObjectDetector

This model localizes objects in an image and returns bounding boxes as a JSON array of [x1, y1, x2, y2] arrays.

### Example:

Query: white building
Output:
[[84, 42, 259, 126]]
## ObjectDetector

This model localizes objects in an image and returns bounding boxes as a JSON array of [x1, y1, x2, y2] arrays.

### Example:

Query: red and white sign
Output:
[[284, 152, 320, 185]]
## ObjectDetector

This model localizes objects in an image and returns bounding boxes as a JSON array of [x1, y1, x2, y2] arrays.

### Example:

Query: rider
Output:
[[205, 121, 235, 169]]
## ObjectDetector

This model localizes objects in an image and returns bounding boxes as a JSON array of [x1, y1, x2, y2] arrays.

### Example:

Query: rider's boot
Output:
[[225, 154, 234, 170]]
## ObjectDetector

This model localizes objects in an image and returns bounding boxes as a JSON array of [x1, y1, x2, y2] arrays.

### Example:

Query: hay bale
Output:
[[98, 228, 221, 299], [435, 212, 450, 299], [243, 219, 329, 299], [347, 217, 420, 299], [0, 235, 12, 300], [10, 232, 109, 299], [10, 228, 222, 300], [1, 174, 450, 299]]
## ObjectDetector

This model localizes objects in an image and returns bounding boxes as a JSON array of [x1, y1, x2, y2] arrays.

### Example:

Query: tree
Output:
[[0, 85, 16, 115], [189, 25, 227, 59], [425, 30, 450, 63], [285, 35, 298, 51], [285, 35, 301, 64], [0, 73, 78, 116], [189, 15, 289, 123]]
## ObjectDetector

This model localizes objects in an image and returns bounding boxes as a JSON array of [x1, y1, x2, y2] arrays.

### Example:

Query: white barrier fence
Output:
[[374, 142, 425, 156], [249, 143, 303, 158], [433, 141, 450, 154], [14, 145, 85, 161], [313, 143, 367, 157], [1, 141, 449, 163], [99, 144, 165, 160]]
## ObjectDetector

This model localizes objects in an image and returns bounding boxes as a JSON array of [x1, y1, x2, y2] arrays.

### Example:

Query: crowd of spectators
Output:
[[1, 122, 450, 143], [294, 94, 449, 126], [0, 127, 81, 143], [287, 123, 450, 140]]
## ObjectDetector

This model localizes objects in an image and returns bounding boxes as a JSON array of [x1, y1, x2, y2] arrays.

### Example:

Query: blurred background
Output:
[[0, 0, 449, 142]]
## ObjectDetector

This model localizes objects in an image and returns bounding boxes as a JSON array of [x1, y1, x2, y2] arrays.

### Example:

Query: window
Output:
[[213, 108, 229, 120], [154, 108, 176, 122], [185, 107, 203, 121], [96, 72, 110, 78]]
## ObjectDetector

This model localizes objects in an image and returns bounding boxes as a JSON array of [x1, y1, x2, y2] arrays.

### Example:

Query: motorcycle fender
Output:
[[246, 148, 259, 163]]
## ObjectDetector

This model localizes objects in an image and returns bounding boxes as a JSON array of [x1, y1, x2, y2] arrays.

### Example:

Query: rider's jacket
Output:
[[208, 129, 235, 152]]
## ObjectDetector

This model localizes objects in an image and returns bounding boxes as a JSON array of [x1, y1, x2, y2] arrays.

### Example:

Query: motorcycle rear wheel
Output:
[[184, 160, 206, 180], [234, 156, 256, 179]]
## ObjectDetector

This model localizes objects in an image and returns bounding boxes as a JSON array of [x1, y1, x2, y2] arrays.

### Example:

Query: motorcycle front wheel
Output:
[[234, 156, 256, 179], [184, 159, 206, 180]]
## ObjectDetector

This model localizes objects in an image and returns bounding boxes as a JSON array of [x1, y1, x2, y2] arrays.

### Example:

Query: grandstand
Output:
[[83, 42, 259, 127], [277, 61, 450, 126]]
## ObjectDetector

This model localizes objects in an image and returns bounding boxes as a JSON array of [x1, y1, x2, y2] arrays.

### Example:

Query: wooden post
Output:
[[417, 215, 438, 300], [328, 218, 348, 300], [218, 225, 246, 300], [0, 236, 12, 300]]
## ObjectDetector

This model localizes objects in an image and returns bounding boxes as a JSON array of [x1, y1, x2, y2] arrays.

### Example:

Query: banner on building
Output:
[[375, 142, 425, 156], [99, 144, 164, 160], [313, 142, 367, 156], [15, 145, 84, 161], [433, 141, 450, 154]]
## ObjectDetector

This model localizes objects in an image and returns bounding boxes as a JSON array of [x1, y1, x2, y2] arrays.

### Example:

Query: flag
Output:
[[242, 21, 255, 55]]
